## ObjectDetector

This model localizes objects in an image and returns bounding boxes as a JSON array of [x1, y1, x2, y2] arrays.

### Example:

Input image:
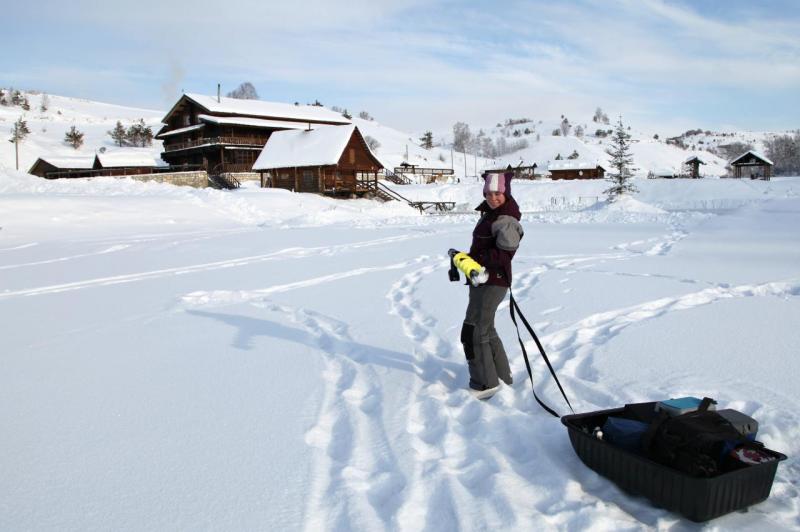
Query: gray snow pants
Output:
[[461, 284, 512, 390]]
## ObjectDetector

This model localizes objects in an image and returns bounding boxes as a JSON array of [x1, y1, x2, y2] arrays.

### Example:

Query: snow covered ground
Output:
[[1, 171, 799, 530]]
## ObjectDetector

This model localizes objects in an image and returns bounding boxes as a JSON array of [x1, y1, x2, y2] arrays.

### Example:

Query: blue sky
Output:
[[4, 0, 799, 136]]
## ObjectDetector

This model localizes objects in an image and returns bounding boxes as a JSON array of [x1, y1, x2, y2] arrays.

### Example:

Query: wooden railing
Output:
[[392, 167, 454, 175], [44, 164, 203, 180], [164, 136, 268, 152]]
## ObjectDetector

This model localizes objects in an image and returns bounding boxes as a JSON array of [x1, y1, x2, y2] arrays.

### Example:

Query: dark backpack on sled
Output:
[[643, 407, 754, 477]]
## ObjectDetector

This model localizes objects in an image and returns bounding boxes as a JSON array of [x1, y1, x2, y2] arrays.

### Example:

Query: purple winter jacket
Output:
[[469, 195, 524, 287]]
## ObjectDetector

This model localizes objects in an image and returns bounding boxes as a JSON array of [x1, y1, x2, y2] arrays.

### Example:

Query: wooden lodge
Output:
[[252, 125, 383, 196], [547, 161, 606, 180], [729, 150, 773, 180], [156, 93, 351, 176], [29, 150, 169, 180]]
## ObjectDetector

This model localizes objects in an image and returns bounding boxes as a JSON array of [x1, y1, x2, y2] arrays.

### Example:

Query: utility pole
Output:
[[463, 151, 467, 179], [450, 148, 454, 171]]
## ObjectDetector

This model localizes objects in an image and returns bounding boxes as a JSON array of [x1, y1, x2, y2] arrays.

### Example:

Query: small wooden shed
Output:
[[730, 150, 773, 180], [683, 156, 706, 178], [252, 125, 383, 196], [548, 161, 606, 180]]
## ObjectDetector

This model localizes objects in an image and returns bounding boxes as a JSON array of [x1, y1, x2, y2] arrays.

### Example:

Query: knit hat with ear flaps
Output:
[[482, 171, 513, 197]]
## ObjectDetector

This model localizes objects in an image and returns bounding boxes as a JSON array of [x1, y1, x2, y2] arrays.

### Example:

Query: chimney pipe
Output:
[[217, 83, 221, 103]]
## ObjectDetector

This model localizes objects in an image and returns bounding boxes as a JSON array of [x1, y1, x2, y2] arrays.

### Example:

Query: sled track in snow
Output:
[[0, 234, 432, 300]]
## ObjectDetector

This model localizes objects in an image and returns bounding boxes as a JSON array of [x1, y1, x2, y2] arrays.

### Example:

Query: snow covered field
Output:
[[1, 171, 799, 530]]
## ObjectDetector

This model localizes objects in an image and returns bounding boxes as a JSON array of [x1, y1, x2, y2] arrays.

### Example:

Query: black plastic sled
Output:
[[562, 402, 786, 522]]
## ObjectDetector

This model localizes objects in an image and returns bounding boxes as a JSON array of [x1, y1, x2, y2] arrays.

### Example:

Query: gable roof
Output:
[[163, 93, 351, 125], [95, 149, 168, 168], [252, 125, 381, 170], [684, 155, 706, 164], [730, 150, 774, 166], [548, 160, 606, 171], [30, 156, 94, 170]]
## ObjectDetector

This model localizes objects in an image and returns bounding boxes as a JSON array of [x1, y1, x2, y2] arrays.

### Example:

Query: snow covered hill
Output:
[[8, 89, 786, 181], [0, 91, 164, 173]]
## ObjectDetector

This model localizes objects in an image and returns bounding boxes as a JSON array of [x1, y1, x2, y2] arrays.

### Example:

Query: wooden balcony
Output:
[[164, 136, 268, 152]]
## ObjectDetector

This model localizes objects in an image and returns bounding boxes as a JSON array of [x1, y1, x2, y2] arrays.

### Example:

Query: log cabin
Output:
[[729, 150, 773, 180], [252, 125, 383, 196], [156, 93, 351, 176], [547, 161, 606, 180]]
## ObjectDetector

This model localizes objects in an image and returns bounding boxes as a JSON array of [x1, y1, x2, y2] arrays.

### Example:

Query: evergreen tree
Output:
[[604, 116, 638, 201], [108, 121, 128, 147], [64, 125, 84, 149], [419, 131, 433, 149], [342, 109, 352, 119], [11, 90, 23, 106], [0, 88, 7, 106], [21, 96, 31, 111], [126, 119, 153, 147], [9, 117, 31, 142], [40, 93, 50, 112]]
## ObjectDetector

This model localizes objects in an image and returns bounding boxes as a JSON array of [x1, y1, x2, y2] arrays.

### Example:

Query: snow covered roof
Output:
[[684, 155, 707, 164], [32, 156, 94, 169], [95, 150, 168, 168], [652, 168, 678, 176], [155, 123, 205, 138], [730, 150, 774, 166], [253, 125, 376, 170], [180, 93, 351, 125], [197, 114, 312, 130], [547, 160, 606, 171]]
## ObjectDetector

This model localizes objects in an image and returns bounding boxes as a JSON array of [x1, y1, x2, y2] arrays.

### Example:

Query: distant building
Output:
[[29, 156, 94, 179], [729, 150, 773, 180], [252, 124, 383, 196], [683, 155, 706, 178], [650, 168, 678, 179], [157, 93, 351, 176], [547, 160, 606, 180]]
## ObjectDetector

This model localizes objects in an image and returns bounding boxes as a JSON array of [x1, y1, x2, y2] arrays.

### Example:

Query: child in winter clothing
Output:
[[461, 172, 523, 399], [461, 171, 524, 399]]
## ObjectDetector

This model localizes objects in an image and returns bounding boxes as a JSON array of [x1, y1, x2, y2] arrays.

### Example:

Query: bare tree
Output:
[[560, 118, 571, 136], [452, 122, 472, 153], [765, 133, 800, 176], [364, 135, 380, 151], [226, 82, 259, 100]]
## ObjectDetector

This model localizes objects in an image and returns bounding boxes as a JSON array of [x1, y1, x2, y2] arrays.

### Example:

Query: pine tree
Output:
[[40, 93, 50, 113], [11, 90, 23, 106], [419, 131, 433, 149], [9, 117, 30, 142], [0, 88, 8, 106], [604, 116, 638, 201], [126, 118, 153, 147], [64, 125, 84, 149], [342, 109, 352, 119], [108, 121, 127, 147], [21, 96, 31, 111]]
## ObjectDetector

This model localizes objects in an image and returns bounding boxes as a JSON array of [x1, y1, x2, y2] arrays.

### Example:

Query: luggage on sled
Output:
[[561, 398, 786, 522]]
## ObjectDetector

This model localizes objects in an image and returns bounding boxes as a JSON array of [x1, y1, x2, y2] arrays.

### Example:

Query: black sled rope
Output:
[[509, 290, 574, 418]]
